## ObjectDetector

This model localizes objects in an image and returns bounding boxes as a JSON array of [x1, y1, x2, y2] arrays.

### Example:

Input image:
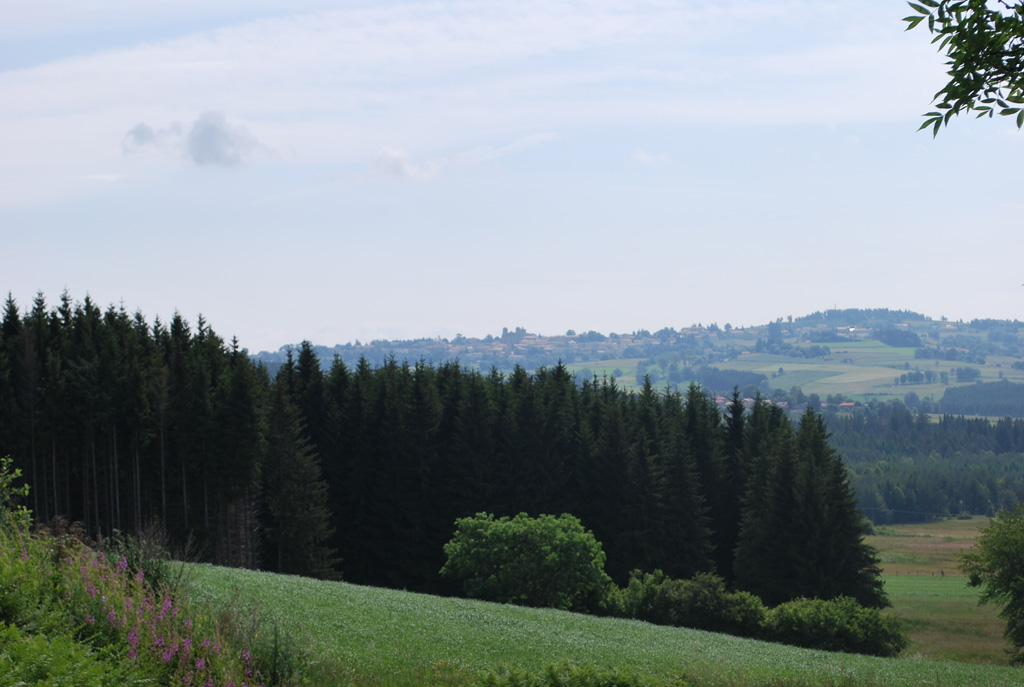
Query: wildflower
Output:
[[196, 657, 206, 671], [85, 614, 95, 625], [117, 556, 128, 574], [19, 548, 28, 560]]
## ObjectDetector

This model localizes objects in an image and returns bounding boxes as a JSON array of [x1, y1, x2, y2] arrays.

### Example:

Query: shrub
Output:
[[764, 596, 908, 657], [612, 570, 765, 638], [440, 512, 613, 613]]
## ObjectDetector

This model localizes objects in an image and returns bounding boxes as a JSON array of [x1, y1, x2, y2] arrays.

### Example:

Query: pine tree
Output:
[[790, 410, 886, 607], [653, 384, 713, 579], [262, 353, 338, 579], [682, 383, 727, 575]]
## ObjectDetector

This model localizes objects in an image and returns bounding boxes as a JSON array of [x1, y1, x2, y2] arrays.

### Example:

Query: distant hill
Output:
[[252, 308, 1024, 411]]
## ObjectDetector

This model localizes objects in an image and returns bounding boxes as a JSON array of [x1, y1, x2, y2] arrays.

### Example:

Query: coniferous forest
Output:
[[0, 292, 887, 608]]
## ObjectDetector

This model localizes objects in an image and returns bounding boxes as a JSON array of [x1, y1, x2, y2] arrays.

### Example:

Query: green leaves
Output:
[[441, 512, 612, 613], [905, 0, 1024, 134]]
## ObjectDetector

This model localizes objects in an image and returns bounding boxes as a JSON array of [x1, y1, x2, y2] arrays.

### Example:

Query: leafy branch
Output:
[[904, 0, 1024, 135]]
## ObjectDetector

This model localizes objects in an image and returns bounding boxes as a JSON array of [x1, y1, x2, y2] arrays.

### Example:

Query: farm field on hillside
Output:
[[554, 323, 1024, 405], [187, 563, 1020, 687]]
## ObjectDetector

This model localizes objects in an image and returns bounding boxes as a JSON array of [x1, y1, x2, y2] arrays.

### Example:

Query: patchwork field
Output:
[[564, 329, 1024, 404]]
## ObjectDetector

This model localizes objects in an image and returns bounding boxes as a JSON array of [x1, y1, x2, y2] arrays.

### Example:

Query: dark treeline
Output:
[[825, 402, 1024, 523], [941, 380, 1024, 417], [0, 291, 275, 571], [0, 292, 883, 608]]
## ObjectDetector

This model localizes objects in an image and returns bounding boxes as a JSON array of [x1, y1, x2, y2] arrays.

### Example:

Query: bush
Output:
[[612, 570, 765, 638], [440, 513, 612, 613], [764, 596, 908, 657]]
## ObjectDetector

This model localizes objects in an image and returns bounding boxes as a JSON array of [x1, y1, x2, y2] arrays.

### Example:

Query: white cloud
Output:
[[0, 0, 956, 200], [122, 111, 264, 166]]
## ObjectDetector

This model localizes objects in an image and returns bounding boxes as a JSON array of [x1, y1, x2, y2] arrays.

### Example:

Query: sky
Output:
[[2, 0, 1022, 354]]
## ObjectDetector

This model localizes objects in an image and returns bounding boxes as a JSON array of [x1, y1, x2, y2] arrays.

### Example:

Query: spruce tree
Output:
[[791, 410, 886, 607], [262, 354, 338, 579], [653, 385, 713, 579]]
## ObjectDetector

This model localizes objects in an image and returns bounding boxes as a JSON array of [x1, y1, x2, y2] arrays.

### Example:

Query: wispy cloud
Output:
[[630, 150, 670, 166], [79, 173, 124, 182], [452, 133, 555, 167], [372, 148, 438, 181], [374, 133, 554, 181]]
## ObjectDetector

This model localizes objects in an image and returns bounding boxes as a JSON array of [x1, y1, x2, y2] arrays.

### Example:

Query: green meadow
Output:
[[184, 533, 1021, 687], [869, 518, 1010, 665]]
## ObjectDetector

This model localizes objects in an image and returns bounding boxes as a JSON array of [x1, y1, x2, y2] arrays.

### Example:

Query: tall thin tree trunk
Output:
[[160, 423, 167, 531], [91, 433, 101, 537], [134, 433, 142, 530], [112, 425, 121, 532], [182, 461, 189, 531], [29, 410, 38, 516], [66, 446, 72, 521], [223, 493, 230, 566], [52, 441, 59, 520], [82, 435, 90, 533], [203, 465, 210, 531], [38, 429, 48, 522]]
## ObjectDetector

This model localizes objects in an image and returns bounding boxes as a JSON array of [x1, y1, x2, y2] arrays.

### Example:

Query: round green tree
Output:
[[440, 512, 612, 612]]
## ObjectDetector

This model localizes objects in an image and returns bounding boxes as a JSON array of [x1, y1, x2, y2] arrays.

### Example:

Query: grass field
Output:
[[186, 556, 1021, 686], [868, 517, 1010, 665]]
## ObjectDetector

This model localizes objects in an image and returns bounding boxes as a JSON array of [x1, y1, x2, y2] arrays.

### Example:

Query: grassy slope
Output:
[[187, 564, 1020, 687]]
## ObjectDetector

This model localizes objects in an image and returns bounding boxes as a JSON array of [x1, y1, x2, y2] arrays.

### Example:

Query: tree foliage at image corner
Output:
[[904, 0, 1024, 134]]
